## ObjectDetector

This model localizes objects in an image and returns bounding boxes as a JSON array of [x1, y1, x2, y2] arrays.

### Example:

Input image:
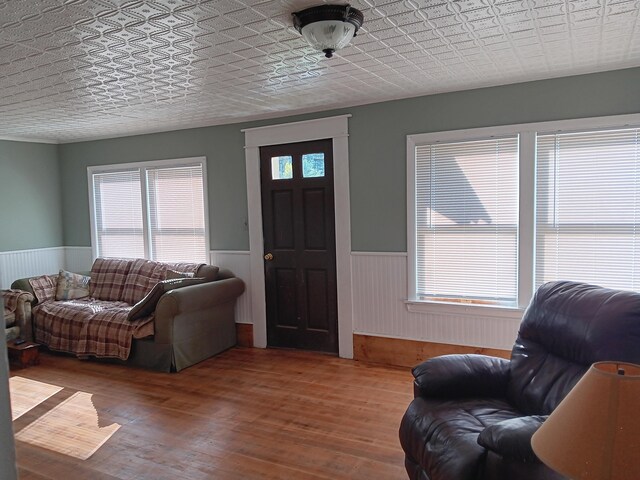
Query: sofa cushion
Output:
[[165, 269, 193, 280], [121, 259, 167, 305], [128, 277, 207, 321], [55, 270, 90, 301], [399, 396, 522, 480], [90, 258, 133, 301], [194, 264, 219, 282], [28, 274, 58, 304], [121, 260, 206, 305], [33, 298, 154, 360]]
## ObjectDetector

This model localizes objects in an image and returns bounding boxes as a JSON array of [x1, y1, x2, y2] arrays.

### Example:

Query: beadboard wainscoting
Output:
[[0, 247, 65, 289], [0, 246, 93, 288], [351, 252, 522, 351], [210, 250, 252, 325], [2, 247, 522, 354]]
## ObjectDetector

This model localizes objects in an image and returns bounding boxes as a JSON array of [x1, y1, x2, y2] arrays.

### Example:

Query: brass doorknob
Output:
[[264, 253, 274, 261]]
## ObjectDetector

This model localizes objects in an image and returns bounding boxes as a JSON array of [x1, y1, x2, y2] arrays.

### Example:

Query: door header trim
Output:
[[242, 115, 351, 148]]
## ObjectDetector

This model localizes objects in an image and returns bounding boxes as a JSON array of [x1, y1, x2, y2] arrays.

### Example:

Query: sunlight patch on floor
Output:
[[9, 376, 63, 420], [15, 391, 121, 460]]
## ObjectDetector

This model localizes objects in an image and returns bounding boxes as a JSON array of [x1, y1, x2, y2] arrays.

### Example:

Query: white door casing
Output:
[[242, 115, 353, 358]]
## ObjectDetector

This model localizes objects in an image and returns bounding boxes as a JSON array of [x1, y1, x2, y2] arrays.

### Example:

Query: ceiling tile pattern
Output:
[[0, 0, 638, 142]]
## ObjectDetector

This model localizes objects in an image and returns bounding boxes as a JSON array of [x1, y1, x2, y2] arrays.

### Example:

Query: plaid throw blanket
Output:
[[33, 299, 154, 360], [121, 259, 202, 305]]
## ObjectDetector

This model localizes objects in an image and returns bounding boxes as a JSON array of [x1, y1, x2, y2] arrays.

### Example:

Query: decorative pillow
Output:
[[28, 275, 58, 304], [127, 277, 207, 321], [55, 269, 90, 301], [165, 269, 194, 280], [164, 262, 207, 279]]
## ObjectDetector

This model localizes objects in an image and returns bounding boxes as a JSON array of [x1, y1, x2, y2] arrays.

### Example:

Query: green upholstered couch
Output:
[[11, 259, 245, 372]]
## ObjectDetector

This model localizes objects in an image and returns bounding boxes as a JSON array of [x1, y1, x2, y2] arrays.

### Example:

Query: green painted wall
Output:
[[59, 125, 249, 250], [0, 141, 63, 251], [59, 67, 640, 252]]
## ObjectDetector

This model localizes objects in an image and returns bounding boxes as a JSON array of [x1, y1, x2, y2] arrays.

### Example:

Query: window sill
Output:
[[405, 300, 524, 320]]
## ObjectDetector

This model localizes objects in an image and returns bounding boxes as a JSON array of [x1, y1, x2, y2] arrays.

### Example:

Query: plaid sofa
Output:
[[11, 258, 245, 372]]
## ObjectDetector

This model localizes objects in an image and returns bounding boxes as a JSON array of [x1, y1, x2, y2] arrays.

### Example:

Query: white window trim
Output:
[[407, 113, 640, 317], [87, 156, 210, 262]]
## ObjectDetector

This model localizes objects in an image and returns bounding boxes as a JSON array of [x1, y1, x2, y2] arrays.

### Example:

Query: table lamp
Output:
[[531, 361, 640, 480]]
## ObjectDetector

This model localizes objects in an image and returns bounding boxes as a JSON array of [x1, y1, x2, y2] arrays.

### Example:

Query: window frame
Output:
[[87, 156, 210, 263], [406, 113, 640, 318]]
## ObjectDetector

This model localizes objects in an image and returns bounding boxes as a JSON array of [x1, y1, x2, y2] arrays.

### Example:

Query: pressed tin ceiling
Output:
[[0, 0, 639, 143]]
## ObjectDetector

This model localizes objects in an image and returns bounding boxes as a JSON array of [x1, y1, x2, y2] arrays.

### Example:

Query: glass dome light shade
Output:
[[301, 21, 356, 57], [292, 4, 364, 58]]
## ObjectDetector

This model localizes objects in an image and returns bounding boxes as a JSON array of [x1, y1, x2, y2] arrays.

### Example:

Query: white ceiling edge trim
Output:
[[0, 135, 58, 145]]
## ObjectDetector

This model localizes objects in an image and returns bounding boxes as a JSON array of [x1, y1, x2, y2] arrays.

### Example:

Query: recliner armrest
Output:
[[477, 415, 547, 463], [412, 354, 511, 399]]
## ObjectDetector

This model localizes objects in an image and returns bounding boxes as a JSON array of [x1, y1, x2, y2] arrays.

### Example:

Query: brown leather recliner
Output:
[[399, 281, 640, 480]]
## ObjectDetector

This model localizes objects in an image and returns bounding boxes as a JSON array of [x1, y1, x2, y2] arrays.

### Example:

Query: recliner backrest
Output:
[[507, 281, 640, 415]]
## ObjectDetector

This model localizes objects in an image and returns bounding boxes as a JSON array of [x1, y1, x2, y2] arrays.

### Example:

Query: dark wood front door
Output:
[[260, 139, 338, 353]]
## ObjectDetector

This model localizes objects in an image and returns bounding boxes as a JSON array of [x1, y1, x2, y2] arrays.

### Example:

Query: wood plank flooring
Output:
[[11, 347, 414, 480]]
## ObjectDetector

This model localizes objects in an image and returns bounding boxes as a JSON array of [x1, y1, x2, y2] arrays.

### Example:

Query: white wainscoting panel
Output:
[[64, 247, 93, 273], [210, 250, 252, 324], [0, 247, 66, 289], [351, 252, 521, 350]]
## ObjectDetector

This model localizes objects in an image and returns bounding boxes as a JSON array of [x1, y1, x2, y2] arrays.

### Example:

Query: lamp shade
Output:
[[531, 362, 640, 480], [292, 4, 364, 58]]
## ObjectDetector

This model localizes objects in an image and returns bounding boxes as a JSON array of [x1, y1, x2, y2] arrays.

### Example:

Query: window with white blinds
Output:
[[414, 136, 519, 306], [536, 127, 640, 291], [89, 158, 208, 263], [147, 165, 206, 263], [92, 169, 145, 259]]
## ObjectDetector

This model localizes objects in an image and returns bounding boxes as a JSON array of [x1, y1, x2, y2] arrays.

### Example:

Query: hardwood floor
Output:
[[11, 347, 413, 480]]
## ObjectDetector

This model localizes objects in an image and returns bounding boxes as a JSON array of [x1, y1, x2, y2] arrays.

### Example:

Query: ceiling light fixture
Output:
[[292, 4, 364, 58]]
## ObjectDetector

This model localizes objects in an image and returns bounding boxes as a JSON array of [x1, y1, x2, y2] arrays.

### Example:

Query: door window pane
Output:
[[271, 156, 293, 180], [302, 153, 325, 178]]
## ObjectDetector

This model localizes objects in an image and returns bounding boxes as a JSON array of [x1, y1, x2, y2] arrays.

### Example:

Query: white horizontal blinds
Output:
[[92, 169, 145, 258], [536, 127, 640, 290], [415, 136, 519, 305], [146, 164, 207, 263]]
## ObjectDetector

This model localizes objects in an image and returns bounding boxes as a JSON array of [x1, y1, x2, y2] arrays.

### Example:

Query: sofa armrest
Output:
[[2, 290, 35, 341], [10, 279, 37, 306], [412, 354, 511, 399], [154, 277, 245, 343], [477, 416, 547, 463]]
